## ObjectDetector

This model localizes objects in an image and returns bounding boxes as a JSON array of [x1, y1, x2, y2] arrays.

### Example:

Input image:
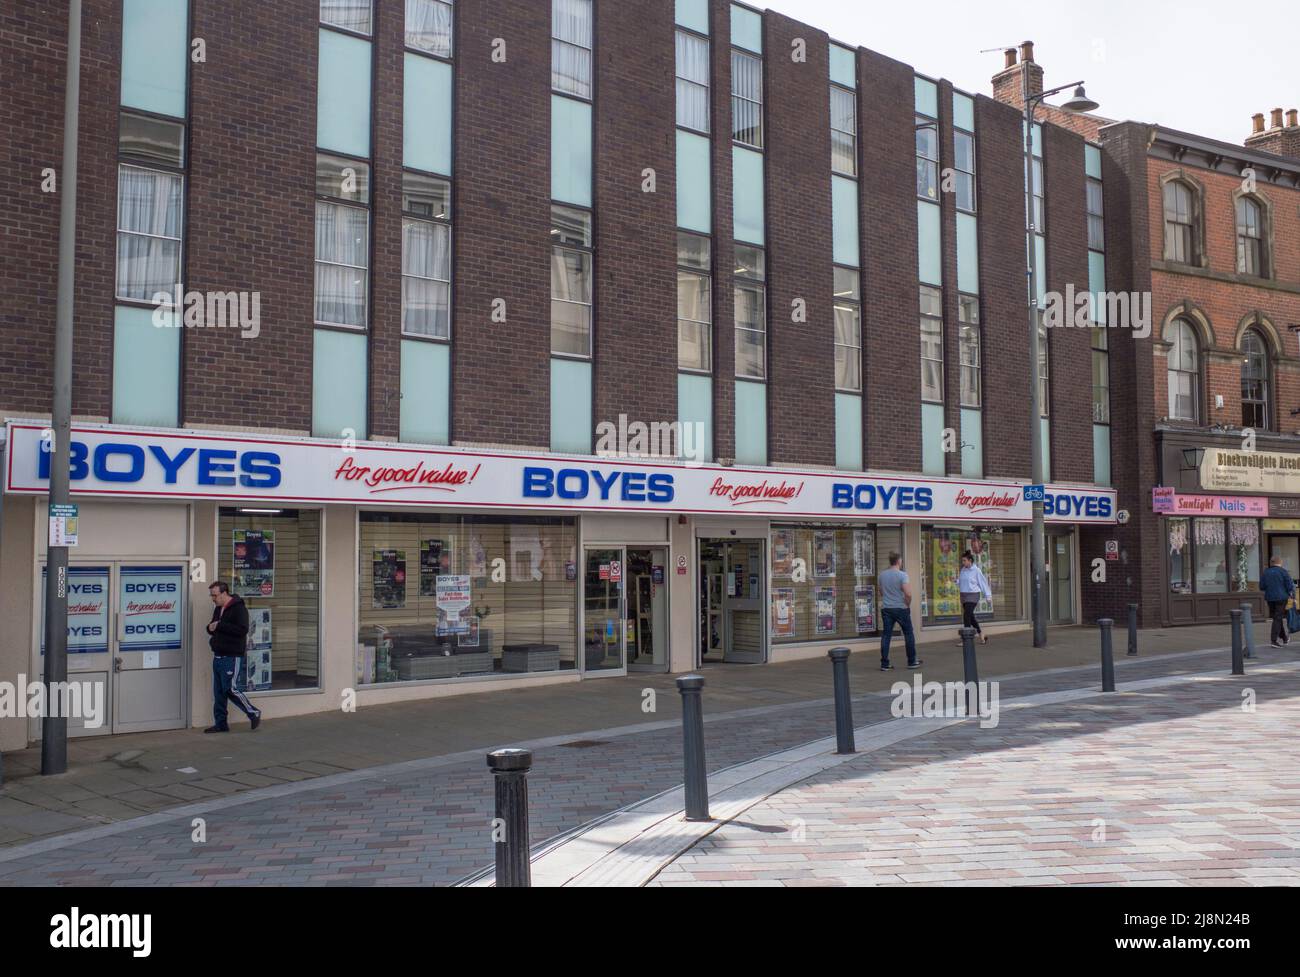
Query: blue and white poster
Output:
[[40, 565, 110, 654], [118, 565, 184, 651]]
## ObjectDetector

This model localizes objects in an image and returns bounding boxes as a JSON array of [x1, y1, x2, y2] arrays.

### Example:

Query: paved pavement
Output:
[[0, 623, 1287, 886], [0, 620, 1256, 850], [650, 661, 1300, 887]]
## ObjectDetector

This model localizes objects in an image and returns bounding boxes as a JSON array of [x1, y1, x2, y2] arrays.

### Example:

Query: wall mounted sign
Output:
[[1201, 447, 1300, 494], [5, 421, 1118, 525], [1151, 490, 1268, 517], [118, 565, 183, 652], [40, 565, 110, 655]]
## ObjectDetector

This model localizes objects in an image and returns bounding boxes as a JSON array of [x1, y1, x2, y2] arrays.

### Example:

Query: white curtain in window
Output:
[[321, 0, 372, 34], [405, 0, 453, 57], [315, 202, 369, 327], [676, 32, 709, 131], [552, 0, 591, 46], [116, 166, 182, 300], [402, 219, 451, 338], [552, 41, 591, 97]]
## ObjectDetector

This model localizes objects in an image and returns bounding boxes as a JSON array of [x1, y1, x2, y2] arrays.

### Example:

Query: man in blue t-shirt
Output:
[[878, 553, 922, 671]]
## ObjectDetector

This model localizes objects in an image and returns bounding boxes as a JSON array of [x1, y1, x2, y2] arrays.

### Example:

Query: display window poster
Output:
[[245, 608, 273, 691], [815, 586, 837, 634], [813, 532, 836, 578], [233, 529, 275, 597], [771, 531, 794, 577], [419, 539, 446, 597], [853, 530, 874, 577], [41, 565, 110, 654], [470, 534, 487, 579], [771, 587, 796, 637], [435, 574, 473, 635], [118, 565, 183, 651], [854, 585, 875, 634], [458, 616, 481, 648], [372, 549, 407, 609], [929, 532, 961, 619]]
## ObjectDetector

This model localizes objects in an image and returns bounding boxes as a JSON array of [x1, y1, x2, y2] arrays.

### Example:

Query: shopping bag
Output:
[[1287, 607, 1300, 634]]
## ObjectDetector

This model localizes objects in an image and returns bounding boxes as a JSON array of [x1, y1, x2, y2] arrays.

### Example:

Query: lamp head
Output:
[[1061, 85, 1099, 113]]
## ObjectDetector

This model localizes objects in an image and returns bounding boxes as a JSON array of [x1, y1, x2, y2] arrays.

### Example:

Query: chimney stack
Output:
[[991, 39, 1043, 109], [1246, 107, 1300, 160]]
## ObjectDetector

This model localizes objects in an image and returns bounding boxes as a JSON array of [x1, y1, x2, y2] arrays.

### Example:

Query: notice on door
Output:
[[119, 566, 184, 652], [40, 565, 110, 654]]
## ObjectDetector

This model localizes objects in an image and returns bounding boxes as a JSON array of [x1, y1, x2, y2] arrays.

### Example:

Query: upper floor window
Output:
[[314, 154, 371, 329], [1165, 318, 1200, 422], [406, 0, 453, 58], [834, 267, 861, 392], [677, 232, 712, 372], [919, 284, 943, 402], [550, 204, 593, 356], [830, 86, 856, 176], [552, 0, 593, 98], [1163, 180, 1197, 264], [1086, 178, 1104, 251], [915, 118, 938, 200], [1236, 196, 1265, 277], [734, 245, 766, 379], [1241, 329, 1271, 430], [1036, 323, 1049, 417], [321, 0, 372, 35], [401, 172, 452, 339], [958, 295, 980, 408], [675, 30, 710, 132], [731, 51, 763, 148], [116, 112, 185, 303], [953, 130, 975, 212]]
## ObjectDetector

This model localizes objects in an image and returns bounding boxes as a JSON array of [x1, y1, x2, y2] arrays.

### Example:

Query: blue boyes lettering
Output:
[[831, 483, 934, 512], [124, 624, 177, 634], [522, 467, 675, 504], [40, 441, 282, 489], [124, 582, 177, 593], [1043, 493, 1113, 519]]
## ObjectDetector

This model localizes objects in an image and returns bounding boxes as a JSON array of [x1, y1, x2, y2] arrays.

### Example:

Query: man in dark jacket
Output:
[[206, 581, 262, 733], [1260, 556, 1295, 648]]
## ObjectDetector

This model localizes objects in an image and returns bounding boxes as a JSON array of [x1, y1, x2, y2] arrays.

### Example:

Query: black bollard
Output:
[[677, 675, 710, 821], [1127, 603, 1138, 656], [487, 748, 533, 888], [1230, 609, 1245, 675], [1099, 618, 1116, 692], [1240, 603, 1255, 660], [828, 647, 855, 754], [959, 627, 979, 717]]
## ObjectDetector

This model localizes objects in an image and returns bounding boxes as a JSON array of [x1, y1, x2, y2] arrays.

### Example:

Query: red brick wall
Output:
[[592, 0, 678, 441], [707, 0, 736, 461], [859, 47, 920, 473], [763, 13, 834, 467]]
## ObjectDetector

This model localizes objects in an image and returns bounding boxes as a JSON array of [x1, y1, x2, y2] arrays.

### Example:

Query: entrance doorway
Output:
[[34, 561, 189, 737], [582, 546, 668, 674], [1269, 535, 1300, 575], [1046, 530, 1075, 625], [698, 538, 767, 664]]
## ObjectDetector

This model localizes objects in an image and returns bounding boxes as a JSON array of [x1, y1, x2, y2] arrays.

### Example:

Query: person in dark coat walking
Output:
[[1260, 556, 1295, 648], [205, 581, 262, 732]]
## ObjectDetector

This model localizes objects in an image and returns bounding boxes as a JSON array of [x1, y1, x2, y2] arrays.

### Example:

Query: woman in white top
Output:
[[956, 550, 992, 644]]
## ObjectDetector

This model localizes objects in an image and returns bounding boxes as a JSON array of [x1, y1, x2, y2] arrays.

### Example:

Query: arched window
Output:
[[1165, 319, 1200, 421], [1163, 180, 1196, 264], [1241, 329, 1271, 430], [1236, 196, 1265, 276]]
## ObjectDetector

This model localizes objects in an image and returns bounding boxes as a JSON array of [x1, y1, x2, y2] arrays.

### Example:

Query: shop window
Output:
[[1193, 518, 1227, 593], [1228, 518, 1260, 593], [770, 526, 900, 644], [218, 509, 322, 691], [356, 514, 577, 684], [920, 526, 1024, 625], [1167, 517, 1190, 593]]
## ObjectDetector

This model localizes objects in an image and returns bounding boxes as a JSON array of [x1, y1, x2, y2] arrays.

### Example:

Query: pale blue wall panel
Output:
[[734, 380, 767, 465], [317, 29, 373, 157], [113, 305, 179, 427], [551, 358, 592, 453], [400, 339, 450, 445], [404, 53, 453, 174], [121, 0, 188, 117], [312, 328, 368, 438]]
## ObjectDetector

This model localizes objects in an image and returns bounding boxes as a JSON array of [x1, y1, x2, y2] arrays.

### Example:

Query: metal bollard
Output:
[[677, 675, 710, 822], [487, 748, 533, 888], [1099, 618, 1116, 692], [959, 627, 979, 717], [1127, 603, 1138, 656], [1239, 603, 1255, 660], [1230, 609, 1245, 675], [828, 647, 855, 754]]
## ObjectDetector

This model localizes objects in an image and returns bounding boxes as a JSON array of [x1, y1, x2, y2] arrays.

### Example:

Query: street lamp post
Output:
[[1023, 75, 1098, 649], [42, 0, 83, 774]]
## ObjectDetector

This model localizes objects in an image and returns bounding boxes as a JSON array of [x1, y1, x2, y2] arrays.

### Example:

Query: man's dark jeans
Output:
[[1268, 600, 1289, 645], [880, 607, 917, 666], [212, 655, 259, 728]]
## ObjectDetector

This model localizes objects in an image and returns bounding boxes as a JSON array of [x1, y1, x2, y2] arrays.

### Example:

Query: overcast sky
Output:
[[758, 0, 1292, 145]]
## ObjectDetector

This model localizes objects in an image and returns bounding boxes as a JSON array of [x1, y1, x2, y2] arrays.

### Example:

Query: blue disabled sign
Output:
[[1023, 484, 1046, 502]]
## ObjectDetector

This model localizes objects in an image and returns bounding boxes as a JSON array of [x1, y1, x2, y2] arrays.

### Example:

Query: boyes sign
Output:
[[4, 422, 1116, 524]]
